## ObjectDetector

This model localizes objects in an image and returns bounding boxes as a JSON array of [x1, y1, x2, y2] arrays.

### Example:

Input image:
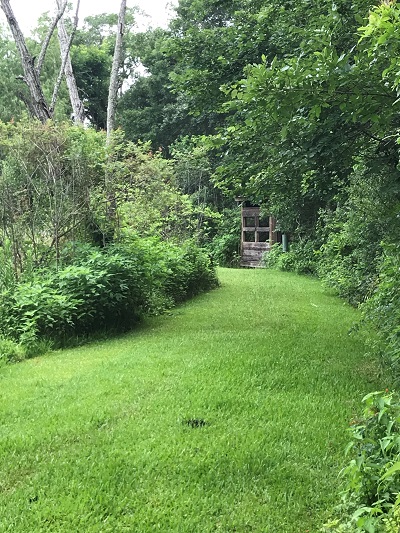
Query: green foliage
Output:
[[383, 505, 400, 533], [0, 26, 25, 122], [361, 243, 400, 376], [207, 0, 400, 254], [71, 42, 112, 129], [0, 336, 25, 365], [117, 28, 194, 149], [264, 241, 318, 276], [317, 155, 400, 306], [209, 233, 240, 267], [100, 133, 209, 243], [171, 136, 222, 207], [163, 241, 219, 303], [317, 214, 380, 307], [171, 137, 237, 256], [318, 229, 375, 306], [0, 120, 106, 277], [167, 0, 313, 135], [329, 391, 400, 532], [0, 240, 218, 353], [358, 2, 400, 110], [0, 122, 210, 282], [206, 208, 241, 267]]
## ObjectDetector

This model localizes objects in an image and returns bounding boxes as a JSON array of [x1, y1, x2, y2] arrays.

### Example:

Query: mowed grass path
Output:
[[0, 269, 385, 532]]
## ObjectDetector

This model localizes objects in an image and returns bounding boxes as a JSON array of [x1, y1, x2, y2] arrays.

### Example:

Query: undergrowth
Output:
[[0, 238, 218, 359]]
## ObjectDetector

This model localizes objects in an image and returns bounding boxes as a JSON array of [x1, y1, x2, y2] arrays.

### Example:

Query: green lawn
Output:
[[0, 268, 386, 532]]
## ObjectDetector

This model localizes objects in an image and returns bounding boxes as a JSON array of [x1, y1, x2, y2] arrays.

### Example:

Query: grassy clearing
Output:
[[0, 268, 386, 532]]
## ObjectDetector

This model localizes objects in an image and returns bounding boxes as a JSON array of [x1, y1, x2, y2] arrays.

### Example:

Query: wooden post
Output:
[[269, 216, 276, 245]]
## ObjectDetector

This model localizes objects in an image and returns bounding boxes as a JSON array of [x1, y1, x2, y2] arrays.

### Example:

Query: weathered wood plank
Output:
[[242, 251, 266, 258], [240, 259, 265, 267], [242, 207, 259, 217], [242, 243, 270, 250]]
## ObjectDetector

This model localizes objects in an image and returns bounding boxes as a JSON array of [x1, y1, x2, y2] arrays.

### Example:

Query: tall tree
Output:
[[117, 28, 194, 149], [54, 0, 85, 123], [107, 0, 127, 139]]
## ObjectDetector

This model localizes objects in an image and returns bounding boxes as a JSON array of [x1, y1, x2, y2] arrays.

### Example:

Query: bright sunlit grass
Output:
[[0, 268, 386, 532]]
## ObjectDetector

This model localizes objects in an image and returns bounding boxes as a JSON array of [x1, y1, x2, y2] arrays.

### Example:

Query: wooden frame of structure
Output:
[[240, 205, 278, 267]]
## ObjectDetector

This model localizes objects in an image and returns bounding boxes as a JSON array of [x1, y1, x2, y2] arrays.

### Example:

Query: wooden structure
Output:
[[240, 205, 278, 267]]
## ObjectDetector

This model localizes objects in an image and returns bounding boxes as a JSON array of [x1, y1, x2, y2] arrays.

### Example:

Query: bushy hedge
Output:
[[0, 239, 218, 358], [163, 244, 220, 303], [263, 241, 318, 276], [317, 223, 381, 307], [361, 243, 400, 376]]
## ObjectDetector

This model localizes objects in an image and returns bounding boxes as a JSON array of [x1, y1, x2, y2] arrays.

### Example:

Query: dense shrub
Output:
[[0, 337, 26, 365], [361, 243, 400, 376], [263, 240, 318, 275], [206, 208, 241, 267], [0, 239, 218, 352], [317, 216, 381, 306], [163, 241, 219, 303], [324, 391, 400, 532]]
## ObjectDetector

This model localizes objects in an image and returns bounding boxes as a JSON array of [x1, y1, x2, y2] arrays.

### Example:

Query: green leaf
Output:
[[380, 461, 400, 481]]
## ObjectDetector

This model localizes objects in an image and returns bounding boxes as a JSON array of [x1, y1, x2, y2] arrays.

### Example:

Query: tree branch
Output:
[[0, 0, 51, 121], [37, 0, 68, 75]]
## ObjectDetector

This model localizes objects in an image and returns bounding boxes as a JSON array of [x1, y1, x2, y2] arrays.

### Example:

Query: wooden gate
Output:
[[240, 206, 277, 267]]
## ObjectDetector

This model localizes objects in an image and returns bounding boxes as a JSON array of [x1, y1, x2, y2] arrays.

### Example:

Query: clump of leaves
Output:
[[0, 239, 218, 357], [325, 391, 400, 532], [0, 336, 26, 365], [361, 243, 400, 378], [263, 240, 318, 275]]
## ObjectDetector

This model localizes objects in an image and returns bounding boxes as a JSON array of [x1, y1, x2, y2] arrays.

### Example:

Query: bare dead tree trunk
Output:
[[0, 0, 51, 122], [106, 0, 127, 140], [103, 0, 127, 242], [37, 0, 68, 75], [54, 0, 85, 124], [1, 0, 84, 123]]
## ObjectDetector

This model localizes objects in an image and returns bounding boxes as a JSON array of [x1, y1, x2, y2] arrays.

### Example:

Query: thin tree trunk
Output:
[[0, 0, 51, 122], [54, 0, 85, 124], [106, 0, 127, 140], [37, 0, 68, 75], [103, 0, 127, 242]]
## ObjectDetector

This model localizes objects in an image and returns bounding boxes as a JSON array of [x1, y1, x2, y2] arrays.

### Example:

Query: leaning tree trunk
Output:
[[54, 0, 85, 124], [106, 0, 127, 140], [0, 0, 51, 122]]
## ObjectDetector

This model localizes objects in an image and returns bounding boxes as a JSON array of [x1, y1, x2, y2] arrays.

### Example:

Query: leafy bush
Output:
[[384, 506, 400, 533], [163, 242, 219, 303], [207, 208, 241, 267], [209, 232, 240, 267], [316, 156, 400, 307], [318, 220, 380, 306], [0, 239, 218, 355], [0, 337, 26, 365], [361, 243, 400, 376], [264, 240, 318, 275], [325, 391, 400, 532]]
